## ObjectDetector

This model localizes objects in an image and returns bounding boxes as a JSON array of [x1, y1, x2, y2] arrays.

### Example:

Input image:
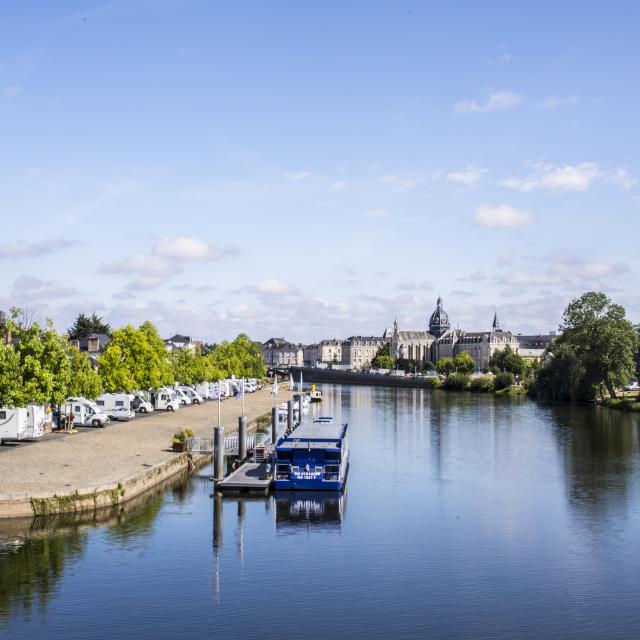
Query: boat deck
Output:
[[218, 462, 272, 493]]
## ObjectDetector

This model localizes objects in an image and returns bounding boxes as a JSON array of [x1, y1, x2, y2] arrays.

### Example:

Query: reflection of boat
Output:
[[274, 491, 344, 527], [274, 417, 349, 491]]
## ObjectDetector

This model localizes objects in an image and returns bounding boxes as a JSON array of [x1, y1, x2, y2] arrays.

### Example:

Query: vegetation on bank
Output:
[[529, 292, 639, 403], [0, 308, 266, 407]]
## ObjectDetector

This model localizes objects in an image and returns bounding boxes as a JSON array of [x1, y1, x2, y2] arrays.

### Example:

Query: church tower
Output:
[[429, 296, 450, 338]]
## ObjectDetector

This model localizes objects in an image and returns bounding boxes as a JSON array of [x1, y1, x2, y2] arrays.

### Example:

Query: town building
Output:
[[390, 298, 531, 371], [164, 334, 201, 352], [318, 339, 342, 364], [341, 336, 385, 369], [262, 337, 303, 367], [515, 334, 556, 359], [303, 343, 319, 367]]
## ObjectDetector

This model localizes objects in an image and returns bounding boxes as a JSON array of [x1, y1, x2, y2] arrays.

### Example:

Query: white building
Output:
[[341, 336, 384, 370], [262, 337, 303, 367]]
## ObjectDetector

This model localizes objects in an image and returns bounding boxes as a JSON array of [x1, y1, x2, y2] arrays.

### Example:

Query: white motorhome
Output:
[[173, 388, 192, 406], [63, 398, 110, 427], [131, 392, 154, 414], [0, 405, 46, 444], [195, 382, 210, 400], [175, 385, 203, 405], [208, 382, 226, 400], [151, 388, 181, 412]]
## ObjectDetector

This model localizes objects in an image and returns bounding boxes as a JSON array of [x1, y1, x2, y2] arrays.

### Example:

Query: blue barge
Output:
[[273, 418, 349, 491]]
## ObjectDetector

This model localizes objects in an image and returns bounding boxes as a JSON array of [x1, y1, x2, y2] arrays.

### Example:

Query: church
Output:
[[386, 296, 520, 371]]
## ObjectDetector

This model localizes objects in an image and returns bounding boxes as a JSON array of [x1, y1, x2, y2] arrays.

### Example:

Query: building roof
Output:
[[429, 296, 451, 336], [397, 330, 434, 340], [78, 333, 111, 351], [166, 334, 192, 344], [516, 334, 555, 349]]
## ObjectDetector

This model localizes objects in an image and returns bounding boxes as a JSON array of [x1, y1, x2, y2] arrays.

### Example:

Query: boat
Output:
[[309, 384, 323, 403], [273, 417, 349, 491]]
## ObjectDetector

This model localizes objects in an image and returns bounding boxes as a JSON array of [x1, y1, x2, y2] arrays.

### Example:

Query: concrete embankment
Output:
[[292, 366, 436, 389], [0, 387, 279, 519]]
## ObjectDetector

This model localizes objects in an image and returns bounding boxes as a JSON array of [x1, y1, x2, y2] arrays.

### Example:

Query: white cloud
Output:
[[538, 95, 579, 110], [459, 270, 488, 283], [0, 238, 75, 259], [285, 171, 314, 181], [11, 276, 78, 301], [454, 90, 522, 114], [154, 237, 237, 261], [474, 204, 533, 228], [446, 166, 488, 187], [502, 162, 635, 192], [99, 253, 177, 277], [331, 180, 346, 191], [397, 280, 434, 291], [363, 208, 389, 218], [255, 278, 293, 295], [379, 174, 424, 191], [4, 85, 24, 98]]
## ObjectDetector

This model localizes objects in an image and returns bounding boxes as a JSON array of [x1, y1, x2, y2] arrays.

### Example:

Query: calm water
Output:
[[2, 384, 640, 640]]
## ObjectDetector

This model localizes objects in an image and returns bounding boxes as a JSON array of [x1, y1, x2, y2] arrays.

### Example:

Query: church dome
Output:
[[429, 296, 450, 337]]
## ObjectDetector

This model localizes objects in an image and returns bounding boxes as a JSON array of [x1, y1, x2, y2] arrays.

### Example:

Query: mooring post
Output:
[[238, 415, 247, 460], [214, 425, 225, 481], [213, 491, 223, 552], [271, 406, 278, 444], [287, 399, 294, 430]]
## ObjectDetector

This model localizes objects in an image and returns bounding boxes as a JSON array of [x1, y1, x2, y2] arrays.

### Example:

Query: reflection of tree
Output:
[[0, 529, 86, 620], [552, 405, 640, 523]]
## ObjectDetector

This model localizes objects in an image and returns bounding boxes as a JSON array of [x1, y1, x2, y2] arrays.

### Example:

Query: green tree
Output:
[[495, 371, 515, 390], [436, 357, 455, 376], [68, 312, 111, 340], [371, 342, 393, 369], [533, 292, 638, 401], [66, 343, 102, 399], [98, 323, 174, 392], [453, 352, 476, 374]]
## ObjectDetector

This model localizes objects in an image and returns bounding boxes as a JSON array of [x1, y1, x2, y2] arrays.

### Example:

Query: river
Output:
[[2, 384, 640, 639]]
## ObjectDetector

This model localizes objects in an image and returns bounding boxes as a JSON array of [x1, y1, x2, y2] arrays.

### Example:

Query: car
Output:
[[625, 381, 640, 391]]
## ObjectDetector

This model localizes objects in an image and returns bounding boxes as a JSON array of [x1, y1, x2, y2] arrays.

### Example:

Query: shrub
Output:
[[172, 428, 193, 444], [469, 376, 495, 393], [494, 371, 515, 391], [443, 373, 470, 390], [428, 376, 442, 388]]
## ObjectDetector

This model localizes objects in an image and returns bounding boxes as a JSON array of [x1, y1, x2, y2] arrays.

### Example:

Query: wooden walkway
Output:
[[218, 462, 272, 493]]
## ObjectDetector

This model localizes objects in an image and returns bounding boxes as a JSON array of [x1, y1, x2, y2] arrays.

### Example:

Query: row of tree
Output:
[[0, 309, 266, 407]]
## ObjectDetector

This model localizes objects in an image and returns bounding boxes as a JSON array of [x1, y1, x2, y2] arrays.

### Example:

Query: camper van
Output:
[[175, 385, 203, 405], [173, 388, 192, 406], [131, 392, 154, 414], [63, 398, 110, 427], [195, 382, 210, 401], [0, 405, 46, 444], [208, 382, 227, 400], [95, 393, 137, 421], [151, 388, 181, 412]]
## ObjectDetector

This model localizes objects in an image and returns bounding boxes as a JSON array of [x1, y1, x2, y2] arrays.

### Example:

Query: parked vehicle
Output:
[[176, 385, 204, 404], [96, 393, 137, 421], [0, 405, 46, 444], [173, 388, 192, 406], [626, 381, 640, 391], [131, 392, 154, 414], [195, 382, 210, 400], [208, 382, 226, 400], [62, 397, 110, 427], [150, 388, 181, 412]]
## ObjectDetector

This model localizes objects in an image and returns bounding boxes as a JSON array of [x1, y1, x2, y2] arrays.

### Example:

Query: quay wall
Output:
[[292, 367, 436, 389]]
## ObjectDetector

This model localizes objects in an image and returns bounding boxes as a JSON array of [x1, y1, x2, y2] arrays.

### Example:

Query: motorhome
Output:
[[150, 388, 181, 412], [62, 398, 110, 427], [0, 405, 46, 444], [176, 385, 203, 404], [96, 393, 137, 421], [195, 382, 210, 400], [173, 388, 192, 406], [131, 392, 154, 414], [209, 382, 227, 400]]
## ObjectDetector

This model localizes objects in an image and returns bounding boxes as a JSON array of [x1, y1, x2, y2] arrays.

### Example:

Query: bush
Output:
[[494, 371, 515, 391], [427, 376, 442, 388], [443, 373, 470, 390], [469, 376, 495, 393]]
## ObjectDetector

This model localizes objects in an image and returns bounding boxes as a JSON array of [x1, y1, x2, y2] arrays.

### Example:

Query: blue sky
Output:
[[1, 1, 638, 342]]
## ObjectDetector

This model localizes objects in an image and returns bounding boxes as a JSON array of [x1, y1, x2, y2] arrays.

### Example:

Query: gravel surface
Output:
[[0, 388, 283, 500]]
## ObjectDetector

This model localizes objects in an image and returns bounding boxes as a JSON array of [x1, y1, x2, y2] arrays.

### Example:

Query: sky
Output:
[[1, 1, 639, 343]]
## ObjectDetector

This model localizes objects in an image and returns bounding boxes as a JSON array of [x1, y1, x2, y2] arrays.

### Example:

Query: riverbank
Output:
[[598, 397, 640, 412], [0, 387, 280, 519]]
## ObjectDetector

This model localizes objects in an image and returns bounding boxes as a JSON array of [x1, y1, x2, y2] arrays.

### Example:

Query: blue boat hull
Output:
[[274, 459, 349, 492]]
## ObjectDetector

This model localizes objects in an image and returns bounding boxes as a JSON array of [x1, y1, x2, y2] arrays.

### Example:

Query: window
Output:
[[116, 401, 124, 407], [0, 411, 6, 419]]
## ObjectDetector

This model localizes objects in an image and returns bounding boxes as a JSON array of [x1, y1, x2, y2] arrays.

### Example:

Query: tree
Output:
[[488, 344, 525, 377], [371, 342, 393, 369], [98, 323, 174, 392], [68, 312, 111, 340], [66, 343, 102, 399], [436, 357, 455, 376], [207, 334, 266, 379], [453, 352, 476, 374], [495, 371, 515, 390], [533, 292, 638, 401]]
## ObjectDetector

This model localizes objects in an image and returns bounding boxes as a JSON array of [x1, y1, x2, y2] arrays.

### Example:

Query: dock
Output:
[[218, 462, 272, 494]]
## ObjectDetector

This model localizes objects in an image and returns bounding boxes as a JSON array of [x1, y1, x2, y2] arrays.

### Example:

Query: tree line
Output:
[[0, 309, 266, 407]]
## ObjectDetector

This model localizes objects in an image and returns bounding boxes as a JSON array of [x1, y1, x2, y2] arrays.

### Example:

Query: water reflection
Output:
[[0, 470, 190, 622], [274, 491, 345, 529]]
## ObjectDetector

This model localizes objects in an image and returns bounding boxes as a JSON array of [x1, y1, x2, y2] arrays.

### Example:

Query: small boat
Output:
[[309, 384, 323, 403], [273, 417, 349, 491]]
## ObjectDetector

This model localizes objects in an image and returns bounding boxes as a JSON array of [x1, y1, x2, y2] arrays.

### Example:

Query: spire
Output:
[[492, 310, 500, 331]]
